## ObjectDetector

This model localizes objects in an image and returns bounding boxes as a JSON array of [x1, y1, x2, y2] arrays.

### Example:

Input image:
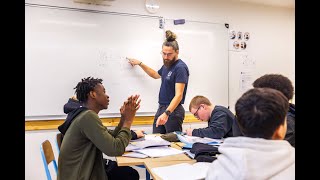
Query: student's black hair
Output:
[[252, 74, 294, 100], [235, 88, 289, 139], [74, 77, 103, 103]]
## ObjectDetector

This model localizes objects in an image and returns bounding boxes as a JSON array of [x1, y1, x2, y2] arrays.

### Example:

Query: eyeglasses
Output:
[[160, 51, 174, 57], [193, 106, 202, 118]]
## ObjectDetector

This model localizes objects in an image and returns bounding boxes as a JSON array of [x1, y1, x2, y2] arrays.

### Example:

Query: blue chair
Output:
[[40, 140, 58, 180]]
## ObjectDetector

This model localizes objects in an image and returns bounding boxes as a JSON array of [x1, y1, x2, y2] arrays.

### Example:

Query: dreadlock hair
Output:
[[162, 30, 179, 51], [74, 77, 103, 103]]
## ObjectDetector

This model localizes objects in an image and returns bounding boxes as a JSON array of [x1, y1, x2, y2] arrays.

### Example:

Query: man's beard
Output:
[[163, 56, 177, 67]]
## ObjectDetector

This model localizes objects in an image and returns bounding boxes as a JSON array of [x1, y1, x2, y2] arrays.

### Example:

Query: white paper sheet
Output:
[[151, 162, 211, 180], [125, 136, 171, 151], [122, 152, 149, 158], [132, 146, 184, 158]]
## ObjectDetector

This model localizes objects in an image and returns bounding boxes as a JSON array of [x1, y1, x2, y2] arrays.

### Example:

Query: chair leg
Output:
[[135, 165, 151, 180], [40, 147, 52, 180], [146, 168, 151, 180]]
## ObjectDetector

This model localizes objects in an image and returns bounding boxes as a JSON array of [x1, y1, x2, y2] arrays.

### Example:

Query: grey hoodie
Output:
[[206, 137, 295, 180]]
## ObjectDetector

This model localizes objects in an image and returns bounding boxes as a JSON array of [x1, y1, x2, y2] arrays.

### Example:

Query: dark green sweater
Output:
[[58, 110, 131, 180]]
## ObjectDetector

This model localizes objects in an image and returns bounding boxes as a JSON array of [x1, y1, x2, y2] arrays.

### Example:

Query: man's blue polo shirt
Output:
[[157, 59, 189, 105]]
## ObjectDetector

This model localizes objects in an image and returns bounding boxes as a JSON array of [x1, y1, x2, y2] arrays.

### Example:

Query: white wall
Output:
[[25, 0, 294, 179]]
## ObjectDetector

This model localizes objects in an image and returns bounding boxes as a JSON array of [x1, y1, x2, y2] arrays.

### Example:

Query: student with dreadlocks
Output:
[[60, 96, 145, 140], [127, 30, 189, 134], [58, 77, 140, 180]]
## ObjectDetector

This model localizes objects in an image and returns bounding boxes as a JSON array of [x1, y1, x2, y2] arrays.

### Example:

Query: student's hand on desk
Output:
[[156, 113, 169, 127], [127, 57, 141, 67], [134, 130, 145, 138], [185, 128, 193, 136]]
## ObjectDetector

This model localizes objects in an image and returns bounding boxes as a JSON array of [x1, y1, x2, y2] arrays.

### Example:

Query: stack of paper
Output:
[[123, 147, 184, 159], [151, 162, 211, 180], [132, 146, 184, 158], [122, 152, 149, 158], [125, 136, 171, 151]]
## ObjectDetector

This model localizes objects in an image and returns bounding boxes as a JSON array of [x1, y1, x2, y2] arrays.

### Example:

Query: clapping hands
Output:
[[120, 95, 141, 127]]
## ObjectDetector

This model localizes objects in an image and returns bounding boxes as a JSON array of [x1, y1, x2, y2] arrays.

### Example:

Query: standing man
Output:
[[128, 30, 189, 134]]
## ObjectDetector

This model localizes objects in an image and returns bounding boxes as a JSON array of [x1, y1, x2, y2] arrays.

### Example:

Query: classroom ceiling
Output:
[[236, 0, 295, 8]]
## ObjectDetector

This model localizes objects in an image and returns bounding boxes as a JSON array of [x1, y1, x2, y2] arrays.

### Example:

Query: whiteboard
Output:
[[164, 19, 229, 111], [25, 4, 229, 120], [25, 5, 164, 119]]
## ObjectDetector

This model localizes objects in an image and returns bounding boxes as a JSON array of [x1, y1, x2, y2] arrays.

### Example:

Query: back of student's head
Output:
[[235, 88, 289, 139], [74, 77, 103, 103], [189, 95, 212, 111], [252, 74, 294, 100]]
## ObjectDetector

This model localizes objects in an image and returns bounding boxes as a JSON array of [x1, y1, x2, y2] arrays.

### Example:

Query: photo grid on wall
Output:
[[229, 30, 250, 52]]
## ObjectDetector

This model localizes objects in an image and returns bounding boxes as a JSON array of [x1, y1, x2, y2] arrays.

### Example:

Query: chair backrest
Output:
[[40, 140, 58, 180], [56, 133, 63, 153]]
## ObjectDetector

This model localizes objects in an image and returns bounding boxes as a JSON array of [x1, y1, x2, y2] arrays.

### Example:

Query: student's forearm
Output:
[[118, 116, 124, 127], [192, 126, 226, 139], [122, 121, 132, 129]]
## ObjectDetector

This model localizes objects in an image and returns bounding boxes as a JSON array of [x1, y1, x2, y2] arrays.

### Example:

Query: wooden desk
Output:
[[116, 153, 192, 166], [116, 141, 189, 166], [144, 160, 196, 180], [115, 136, 191, 180]]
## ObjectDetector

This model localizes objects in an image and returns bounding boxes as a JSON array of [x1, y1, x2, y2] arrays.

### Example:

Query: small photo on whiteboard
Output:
[[233, 41, 240, 49], [230, 30, 236, 39], [244, 32, 250, 41], [237, 31, 242, 40], [240, 41, 247, 50]]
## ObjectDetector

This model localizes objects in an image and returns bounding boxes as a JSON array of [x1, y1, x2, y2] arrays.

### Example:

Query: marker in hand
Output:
[[126, 57, 134, 67]]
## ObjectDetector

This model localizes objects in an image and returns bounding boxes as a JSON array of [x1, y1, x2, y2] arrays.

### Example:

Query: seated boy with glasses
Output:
[[185, 95, 242, 139]]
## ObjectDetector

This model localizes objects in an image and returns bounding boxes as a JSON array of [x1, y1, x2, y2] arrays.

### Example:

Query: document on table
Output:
[[176, 134, 223, 149], [122, 152, 149, 158], [132, 146, 184, 158], [130, 136, 145, 142], [176, 134, 223, 144], [125, 136, 171, 151], [151, 162, 211, 180]]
